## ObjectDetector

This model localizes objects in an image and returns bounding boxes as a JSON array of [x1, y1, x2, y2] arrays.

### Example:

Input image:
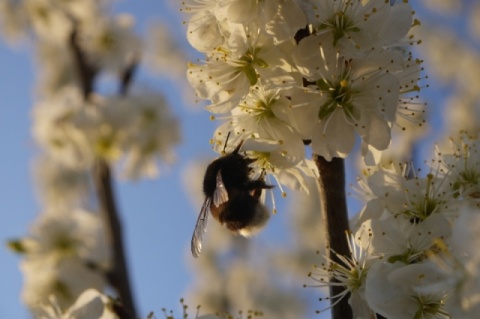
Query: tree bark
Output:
[[314, 155, 353, 319], [94, 160, 137, 319]]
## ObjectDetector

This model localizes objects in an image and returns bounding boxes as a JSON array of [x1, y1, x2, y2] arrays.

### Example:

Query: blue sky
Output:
[[1, 35, 38, 319]]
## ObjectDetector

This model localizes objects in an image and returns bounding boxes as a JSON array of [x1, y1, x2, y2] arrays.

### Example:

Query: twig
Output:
[[119, 54, 139, 96], [313, 155, 353, 319]]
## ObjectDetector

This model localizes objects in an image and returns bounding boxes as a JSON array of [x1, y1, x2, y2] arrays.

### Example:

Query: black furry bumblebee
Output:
[[191, 141, 274, 258]]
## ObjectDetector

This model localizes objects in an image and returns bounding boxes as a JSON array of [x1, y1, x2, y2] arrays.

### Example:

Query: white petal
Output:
[[311, 109, 355, 160], [187, 10, 224, 52], [66, 289, 106, 319], [357, 111, 391, 151], [365, 261, 417, 319], [378, 3, 413, 44], [264, 0, 306, 44]]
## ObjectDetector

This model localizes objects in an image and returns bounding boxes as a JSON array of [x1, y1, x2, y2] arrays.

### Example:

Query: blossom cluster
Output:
[[33, 86, 180, 180], [184, 0, 425, 195], [1, 1, 181, 180], [1, 0, 181, 317], [8, 209, 113, 317], [21, 0, 180, 179], [310, 134, 480, 318]]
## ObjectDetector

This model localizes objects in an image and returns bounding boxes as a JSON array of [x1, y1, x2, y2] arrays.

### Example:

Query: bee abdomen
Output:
[[219, 194, 270, 236]]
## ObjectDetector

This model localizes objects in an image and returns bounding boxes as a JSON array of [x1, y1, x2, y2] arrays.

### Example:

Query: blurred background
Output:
[[1, 0, 479, 318]]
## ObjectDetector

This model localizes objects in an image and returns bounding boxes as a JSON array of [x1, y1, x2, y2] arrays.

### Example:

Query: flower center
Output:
[[404, 197, 439, 223], [53, 280, 73, 301], [54, 233, 77, 254], [141, 108, 157, 122], [412, 295, 446, 319], [252, 151, 273, 170], [347, 265, 366, 291], [454, 168, 480, 194], [239, 48, 268, 86], [98, 31, 117, 51], [254, 100, 275, 119], [316, 78, 355, 120], [387, 247, 421, 264], [318, 8, 360, 46], [402, 174, 444, 222]]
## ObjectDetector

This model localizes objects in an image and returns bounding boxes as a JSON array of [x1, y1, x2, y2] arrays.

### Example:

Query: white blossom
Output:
[[78, 14, 140, 74], [24, 0, 73, 42], [33, 86, 180, 175], [356, 213, 451, 264], [33, 156, 90, 209], [291, 33, 411, 161], [35, 289, 117, 319], [425, 205, 480, 318], [182, 0, 226, 53], [22, 257, 106, 313], [365, 261, 449, 319], [35, 40, 79, 96], [0, 0, 29, 42], [17, 208, 110, 267], [211, 85, 305, 161], [365, 165, 457, 221], [32, 86, 94, 168], [434, 135, 480, 200], [187, 26, 297, 113], [115, 91, 181, 180], [309, 232, 376, 318], [219, 0, 306, 44], [304, 0, 414, 54]]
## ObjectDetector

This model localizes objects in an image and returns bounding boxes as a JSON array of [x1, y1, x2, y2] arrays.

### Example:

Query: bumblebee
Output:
[[191, 141, 273, 258]]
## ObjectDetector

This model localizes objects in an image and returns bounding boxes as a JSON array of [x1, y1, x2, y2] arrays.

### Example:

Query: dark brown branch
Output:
[[94, 160, 137, 319], [313, 155, 352, 319], [119, 55, 139, 96], [68, 29, 138, 319], [68, 29, 97, 98]]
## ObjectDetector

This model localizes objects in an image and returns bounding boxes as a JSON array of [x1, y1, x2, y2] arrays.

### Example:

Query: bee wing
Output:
[[213, 169, 228, 207], [191, 197, 211, 258]]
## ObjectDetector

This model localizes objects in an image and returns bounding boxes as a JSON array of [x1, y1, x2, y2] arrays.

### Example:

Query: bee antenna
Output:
[[222, 132, 232, 154], [259, 168, 267, 179], [232, 140, 245, 154]]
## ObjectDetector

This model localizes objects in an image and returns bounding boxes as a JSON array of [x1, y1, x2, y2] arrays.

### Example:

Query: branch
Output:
[[119, 54, 139, 96], [68, 29, 138, 319], [68, 29, 97, 98], [94, 159, 138, 319], [313, 155, 353, 319]]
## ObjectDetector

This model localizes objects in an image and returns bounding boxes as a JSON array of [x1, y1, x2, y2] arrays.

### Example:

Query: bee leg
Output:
[[246, 179, 274, 190], [246, 180, 272, 199]]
